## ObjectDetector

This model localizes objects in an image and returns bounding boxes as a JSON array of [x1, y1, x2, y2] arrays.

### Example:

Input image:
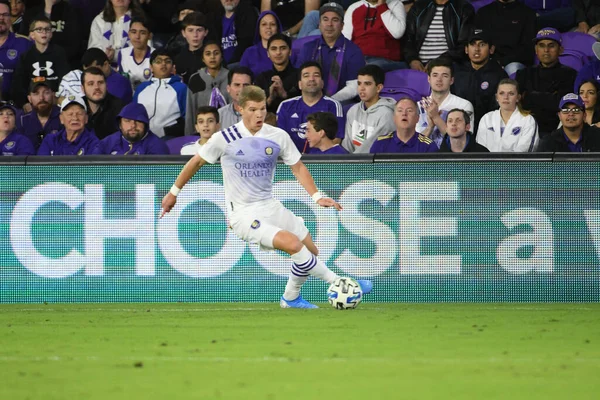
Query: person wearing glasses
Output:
[[0, 0, 33, 101], [133, 48, 188, 139], [11, 16, 69, 107], [537, 94, 600, 152], [18, 0, 83, 69]]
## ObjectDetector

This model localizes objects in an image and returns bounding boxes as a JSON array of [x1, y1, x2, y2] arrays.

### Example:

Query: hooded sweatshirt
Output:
[[134, 75, 188, 138], [240, 11, 283, 78], [343, 97, 396, 153]]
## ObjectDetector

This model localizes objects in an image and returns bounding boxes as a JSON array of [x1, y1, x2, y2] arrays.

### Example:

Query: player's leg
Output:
[[299, 231, 372, 294]]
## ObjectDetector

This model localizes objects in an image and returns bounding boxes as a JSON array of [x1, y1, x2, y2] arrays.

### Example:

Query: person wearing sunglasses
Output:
[[538, 93, 600, 152]]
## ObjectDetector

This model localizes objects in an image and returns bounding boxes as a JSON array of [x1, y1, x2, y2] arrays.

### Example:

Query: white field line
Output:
[[0, 355, 598, 364]]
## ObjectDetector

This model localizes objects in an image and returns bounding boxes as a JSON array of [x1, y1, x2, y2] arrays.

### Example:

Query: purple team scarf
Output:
[[210, 86, 227, 109], [312, 39, 346, 97]]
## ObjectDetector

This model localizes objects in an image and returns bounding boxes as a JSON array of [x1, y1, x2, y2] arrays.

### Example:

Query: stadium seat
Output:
[[166, 136, 199, 155], [381, 69, 430, 101], [291, 35, 320, 60], [470, 0, 494, 12], [561, 32, 596, 63]]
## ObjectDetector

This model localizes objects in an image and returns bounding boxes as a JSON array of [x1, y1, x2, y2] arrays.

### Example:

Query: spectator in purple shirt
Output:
[[370, 97, 439, 153], [37, 96, 100, 156], [305, 111, 348, 154], [297, 2, 366, 102], [0, 0, 33, 100], [240, 11, 283, 78], [17, 79, 62, 148], [91, 103, 169, 155], [0, 102, 35, 156]]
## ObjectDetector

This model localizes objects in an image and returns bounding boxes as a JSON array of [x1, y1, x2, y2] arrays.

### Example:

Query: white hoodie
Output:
[[343, 97, 396, 153]]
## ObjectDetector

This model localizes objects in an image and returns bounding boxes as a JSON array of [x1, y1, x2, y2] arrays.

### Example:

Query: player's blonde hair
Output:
[[239, 86, 266, 108]]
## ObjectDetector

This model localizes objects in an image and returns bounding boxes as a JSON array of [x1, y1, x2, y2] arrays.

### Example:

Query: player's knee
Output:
[[273, 230, 303, 254]]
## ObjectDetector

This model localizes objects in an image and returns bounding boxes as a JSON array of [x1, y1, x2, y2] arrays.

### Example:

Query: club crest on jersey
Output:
[[480, 81, 489, 90], [512, 127, 521, 135], [77, 148, 84, 155], [265, 147, 273, 155], [251, 220, 261, 229], [5, 141, 15, 149], [7, 50, 17, 60], [143, 68, 151, 79]]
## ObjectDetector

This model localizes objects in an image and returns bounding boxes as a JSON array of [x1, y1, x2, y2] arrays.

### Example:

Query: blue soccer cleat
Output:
[[357, 279, 373, 294], [280, 295, 319, 309]]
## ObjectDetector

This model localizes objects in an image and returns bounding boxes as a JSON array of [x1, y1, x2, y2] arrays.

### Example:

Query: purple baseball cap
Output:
[[533, 27, 562, 44], [558, 93, 584, 110]]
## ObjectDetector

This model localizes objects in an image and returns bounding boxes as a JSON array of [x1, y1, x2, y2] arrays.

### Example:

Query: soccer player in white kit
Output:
[[160, 86, 372, 308]]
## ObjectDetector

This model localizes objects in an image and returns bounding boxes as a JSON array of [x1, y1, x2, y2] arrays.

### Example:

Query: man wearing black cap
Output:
[[538, 93, 600, 152], [452, 28, 507, 131], [91, 103, 169, 155], [17, 79, 62, 149], [516, 28, 577, 139]]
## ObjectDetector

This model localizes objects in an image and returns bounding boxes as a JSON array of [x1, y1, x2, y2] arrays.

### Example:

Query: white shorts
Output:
[[229, 199, 309, 250]]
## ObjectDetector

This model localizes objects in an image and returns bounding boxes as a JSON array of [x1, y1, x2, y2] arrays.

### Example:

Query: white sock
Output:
[[290, 246, 338, 284], [283, 274, 308, 301]]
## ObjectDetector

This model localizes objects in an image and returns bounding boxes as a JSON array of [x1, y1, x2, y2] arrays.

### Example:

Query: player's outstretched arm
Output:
[[289, 161, 342, 210], [160, 154, 207, 218]]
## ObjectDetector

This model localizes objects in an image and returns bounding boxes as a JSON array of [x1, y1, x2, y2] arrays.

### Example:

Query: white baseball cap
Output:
[[61, 95, 87, 112]]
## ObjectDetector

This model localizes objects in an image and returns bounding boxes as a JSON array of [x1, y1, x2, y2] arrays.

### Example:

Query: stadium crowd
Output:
[[1, 0, 599, 156]]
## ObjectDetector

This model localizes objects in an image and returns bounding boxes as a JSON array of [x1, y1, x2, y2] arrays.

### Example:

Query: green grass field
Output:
[[1, 303, 599, 400]]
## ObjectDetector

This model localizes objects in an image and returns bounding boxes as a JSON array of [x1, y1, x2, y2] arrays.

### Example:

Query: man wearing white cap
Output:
[[37, 96, 100, 156], [538, 93, 600, 152]]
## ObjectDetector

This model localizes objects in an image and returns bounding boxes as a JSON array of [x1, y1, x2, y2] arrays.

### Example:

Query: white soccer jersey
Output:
[[118, 46, 154, 89], [199, 121, 302, 212]]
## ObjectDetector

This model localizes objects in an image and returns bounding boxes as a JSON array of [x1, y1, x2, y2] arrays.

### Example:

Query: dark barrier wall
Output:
[[1, 154, 599, 303]]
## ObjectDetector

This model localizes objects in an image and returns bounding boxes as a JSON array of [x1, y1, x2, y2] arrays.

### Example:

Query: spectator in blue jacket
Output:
[[92, 103, 169, 155], [574, 42, 600, 92], [37, 96, 99, 156], [0, 102, 35, 156], [134, 48, 188, 139]]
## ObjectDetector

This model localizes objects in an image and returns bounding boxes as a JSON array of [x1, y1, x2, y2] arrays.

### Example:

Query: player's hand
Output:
[[317, 197, 343, 211], [160, 193, 177, 218]]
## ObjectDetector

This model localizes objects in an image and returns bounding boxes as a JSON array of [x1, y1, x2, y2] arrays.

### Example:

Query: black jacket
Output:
[[439, 132, 490, 152], [515, 63, 578, 137], [174, 47, 205, 85], [19, 2, 83, 69], [255, 63, 299, 113], [84, 94, 125, 140], [474, 0, 537, 66], [208, 0, 258, 65], [573, 0, 600, 26], [538, 125, 600, 152], [452, 58, 508, 131], [11, 44, 70, 108], [404, 0, 475, 64]]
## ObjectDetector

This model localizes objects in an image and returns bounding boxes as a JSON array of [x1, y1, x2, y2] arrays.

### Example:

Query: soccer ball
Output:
[[327, 277, 363, 309]]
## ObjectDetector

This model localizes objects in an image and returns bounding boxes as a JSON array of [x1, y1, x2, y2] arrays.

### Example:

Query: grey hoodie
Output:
[[185, 67, 231, 135], [343, 97, 396, 153]]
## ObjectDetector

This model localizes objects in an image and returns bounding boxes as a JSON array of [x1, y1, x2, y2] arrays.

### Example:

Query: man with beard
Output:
[[212, 0, 258, 66], [91, 103, 169, 155], [276, 61, 344, 153], [17, 80, 62, 149], [452, 29, 507, 131], [81, 67, 125, 140], [538, 93, 600, 152], [37, 96, 99, 156], [0, 0, 32, 100]]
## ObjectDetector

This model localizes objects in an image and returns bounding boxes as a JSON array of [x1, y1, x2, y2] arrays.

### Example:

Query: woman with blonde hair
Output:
[[477, 78, 539, 152]]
